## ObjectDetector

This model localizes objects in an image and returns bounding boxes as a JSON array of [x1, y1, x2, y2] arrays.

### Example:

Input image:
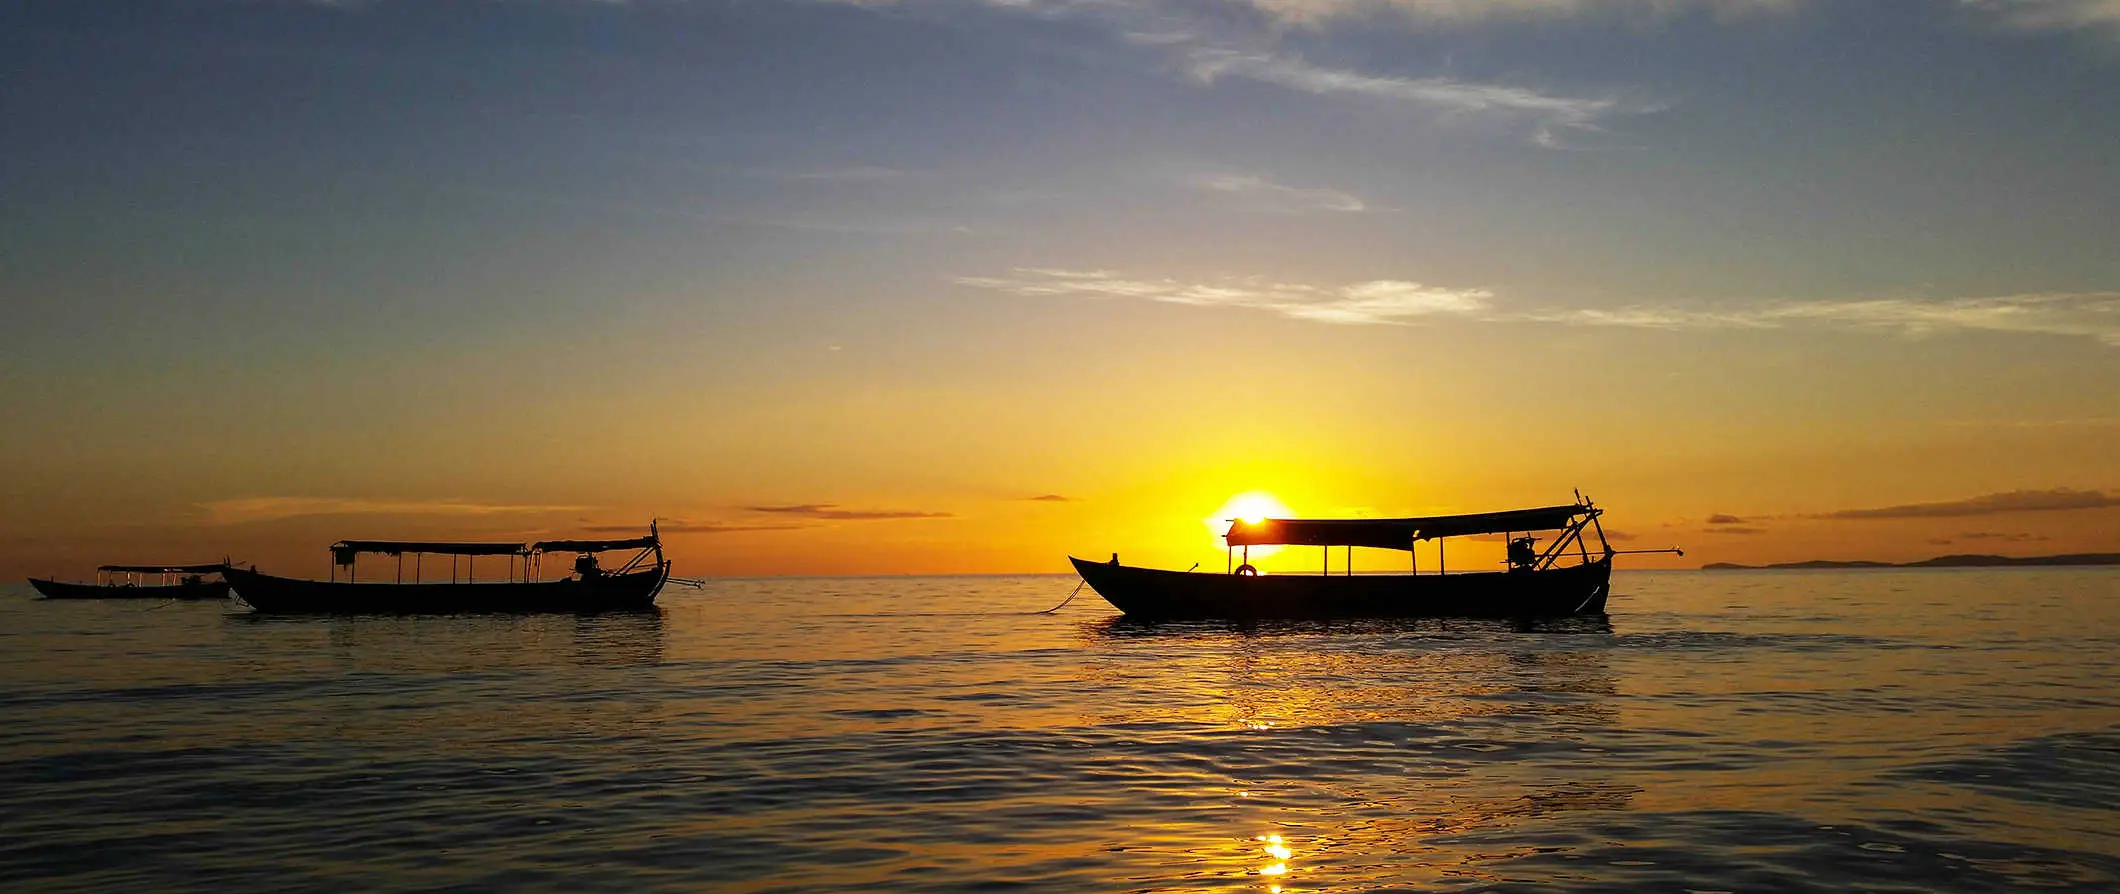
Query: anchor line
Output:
[[1033, 579, 1088, 614]]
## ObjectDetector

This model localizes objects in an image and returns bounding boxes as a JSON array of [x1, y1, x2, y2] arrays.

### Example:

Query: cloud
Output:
[[1026, 494, 1074, 502], [1240, 0, 1802, 26], [1601, 529, 1639, 542], [930, 0, 1653, 145], [1520, 292, 2120, 345], [1962, 0, 2120, 36], [1703, 525, 1767, 534], [1821, 488, 2120, 520], [964, 270, 2120, 344], [1179, 47, 1617, 125], [745, 503, 956, 520], [583, 520, 811, 534], [1177, 47, 1634, 144], [1705, 513, 1747, 524], [200, 497, 589, 525], [1192, 173, 1368, 213], [955, 268, 1491, 325], [1958, 530, 2053, 541]]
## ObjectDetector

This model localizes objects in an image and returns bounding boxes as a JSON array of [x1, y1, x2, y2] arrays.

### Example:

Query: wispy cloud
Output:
[[1182, 47, 1620, 126], [1820, 488, 2120, 520], [1175, 46, 1636, 145], [1962, 0, 2120, 36], [1705, 513, 1748, 524], [1241, 0, 1802, 26], [1957, 530, 2054, 541], [955, 268, 1490, 325], [919, 0, 1653, 145], [585, 519, 811, 534], [1026, 494, 1074, 502], [1523, 292, 2120, 345], [200, 497, 589, 525], [1192, 173, 1369, 213], [745, 503, 956, 520], [1703, 525, 1767, 534], [959, 269, 2120, 344]]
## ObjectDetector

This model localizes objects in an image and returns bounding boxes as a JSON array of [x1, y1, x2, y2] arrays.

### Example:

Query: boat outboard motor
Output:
[[1508, 536, 1539, 571], [573, 553, 604, 580]]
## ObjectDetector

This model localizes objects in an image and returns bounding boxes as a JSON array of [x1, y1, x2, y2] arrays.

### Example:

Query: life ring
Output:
[[1234, 563, 1258, 577]]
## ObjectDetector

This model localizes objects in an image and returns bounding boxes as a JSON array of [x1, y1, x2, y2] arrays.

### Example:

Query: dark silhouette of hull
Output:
[[1069, 556, 1610, 620], [222, 566, 665, 614], [28, 578, 231, 601]]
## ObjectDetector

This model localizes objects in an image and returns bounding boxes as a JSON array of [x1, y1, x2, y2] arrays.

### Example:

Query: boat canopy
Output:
[[330, 541, 530, 564], [1226, 504, 1591, 549], [98, 563, 226, 574], [531, 535, 658, 553]]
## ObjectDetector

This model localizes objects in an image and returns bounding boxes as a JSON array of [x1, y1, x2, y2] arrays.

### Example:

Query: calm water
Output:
[[4, 570, 2119, 892]]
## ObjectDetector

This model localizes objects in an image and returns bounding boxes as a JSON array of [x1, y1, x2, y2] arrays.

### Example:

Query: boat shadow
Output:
[[1079, 612, 1614, 639]]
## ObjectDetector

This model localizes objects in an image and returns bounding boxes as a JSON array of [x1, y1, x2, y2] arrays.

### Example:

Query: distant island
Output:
[[1703, 553, 2120, 570]]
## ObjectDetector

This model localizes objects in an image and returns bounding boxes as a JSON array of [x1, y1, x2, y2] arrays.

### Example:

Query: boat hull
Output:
[[222, 566, 666, 614], [28, 578, 231, 600], [1069, 557, 1611, 620]]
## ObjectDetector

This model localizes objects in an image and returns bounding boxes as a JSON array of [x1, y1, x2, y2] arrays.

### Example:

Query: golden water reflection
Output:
[[1258, 832, 1293, 890]]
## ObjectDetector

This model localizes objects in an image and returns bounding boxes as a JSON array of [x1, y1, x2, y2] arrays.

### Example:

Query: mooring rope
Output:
[[1033, 579, 1088, 614]]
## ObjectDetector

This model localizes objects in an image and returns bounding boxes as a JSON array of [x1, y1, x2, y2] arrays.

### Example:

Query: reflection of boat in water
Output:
[[1081, 613, 1616, 639], [224, 525, 669, 614], [1074, 497, 1677, 620], [29, 564, 232, 600]]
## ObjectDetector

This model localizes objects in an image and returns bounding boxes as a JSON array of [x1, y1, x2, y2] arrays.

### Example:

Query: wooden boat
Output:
[[29, 564, 232, 600], [223, 525, 670, 614], [1072, 497, 1677, 620]]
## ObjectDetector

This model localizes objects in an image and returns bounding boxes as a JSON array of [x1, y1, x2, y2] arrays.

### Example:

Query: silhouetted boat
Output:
[[222, 525, 670, 614], [1073, 497, 1678, 620], [29, 564, 232, 601]]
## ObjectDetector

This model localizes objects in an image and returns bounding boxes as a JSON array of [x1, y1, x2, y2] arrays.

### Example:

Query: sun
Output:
[[1204, 491, 1292, 554]]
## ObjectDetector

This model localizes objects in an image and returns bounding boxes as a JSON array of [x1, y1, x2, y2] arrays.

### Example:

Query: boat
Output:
[[1071, 497, 1678, 620], [222, 524, 671, 614], [28, 564, 232, 600]]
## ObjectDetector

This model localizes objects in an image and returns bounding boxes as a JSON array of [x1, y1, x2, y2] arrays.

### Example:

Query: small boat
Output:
[[29, 564, 232, 601], [1072, 497, 1678, 620], [222, 524, 671, 614]]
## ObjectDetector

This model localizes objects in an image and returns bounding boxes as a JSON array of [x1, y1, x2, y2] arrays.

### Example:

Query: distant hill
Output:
[[1703, 553, 2120, 570]]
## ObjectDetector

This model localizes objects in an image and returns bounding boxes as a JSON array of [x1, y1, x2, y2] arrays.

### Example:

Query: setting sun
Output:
[[1206, 492, 1292, 556]]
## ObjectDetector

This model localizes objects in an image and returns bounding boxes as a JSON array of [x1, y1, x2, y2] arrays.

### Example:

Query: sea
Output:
[[3, 569, 2118, 892]]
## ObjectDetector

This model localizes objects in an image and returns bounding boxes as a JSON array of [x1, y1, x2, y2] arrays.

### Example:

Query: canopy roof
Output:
[[1225, 505, 1590, 549], [331, 541, 529, 557], [99, 563, 226, 574], [532, 535, 658, 553]]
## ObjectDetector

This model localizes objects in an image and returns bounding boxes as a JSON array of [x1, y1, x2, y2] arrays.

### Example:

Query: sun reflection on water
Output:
[[1257, 833, 1294, 889]]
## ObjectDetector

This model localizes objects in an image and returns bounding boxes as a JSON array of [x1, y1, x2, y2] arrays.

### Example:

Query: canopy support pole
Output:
[[397, 554, 403, 584], [1439, 539, 1446, 576], [415, 553, 422, 583]]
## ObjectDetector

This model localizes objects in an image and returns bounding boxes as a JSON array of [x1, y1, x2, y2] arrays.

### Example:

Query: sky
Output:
[[4, 0, 2119, 578]]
